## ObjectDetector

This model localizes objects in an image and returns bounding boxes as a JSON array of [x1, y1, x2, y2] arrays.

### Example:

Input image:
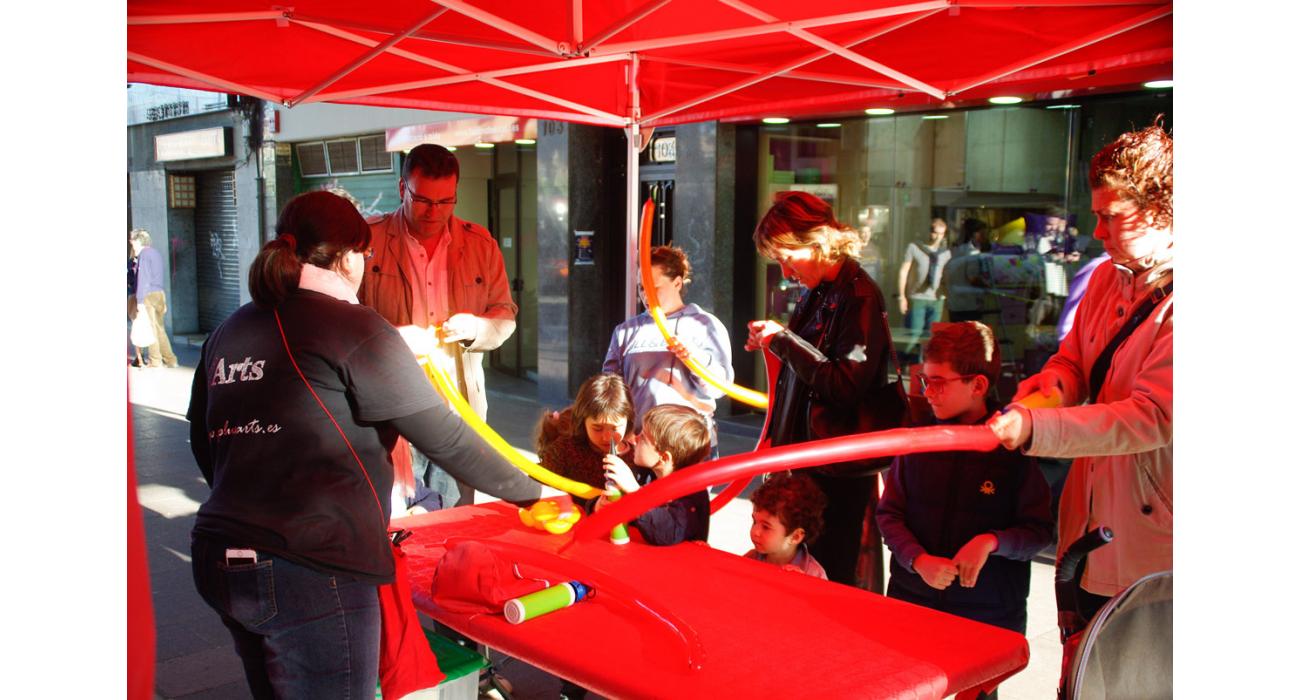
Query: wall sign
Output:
[[155, 127, 230, 162], [650, 136, 677, 163], [574, 230, 594, 266]]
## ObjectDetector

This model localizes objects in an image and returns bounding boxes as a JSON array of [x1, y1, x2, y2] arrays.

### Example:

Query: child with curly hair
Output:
[[744, 472, 829, 579]]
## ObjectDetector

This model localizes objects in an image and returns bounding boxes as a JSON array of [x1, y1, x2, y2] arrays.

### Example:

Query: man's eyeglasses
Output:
[[404, 183, 457, 208], [916, 373, 979, 393]]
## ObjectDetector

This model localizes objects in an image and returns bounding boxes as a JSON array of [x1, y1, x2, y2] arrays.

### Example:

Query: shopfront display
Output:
[[747, 92, 1171, 397]]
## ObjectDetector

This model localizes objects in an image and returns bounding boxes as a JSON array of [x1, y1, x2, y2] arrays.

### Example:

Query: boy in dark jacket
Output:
[[598, 405, 712, 545], [877, 322, 1053, 634]]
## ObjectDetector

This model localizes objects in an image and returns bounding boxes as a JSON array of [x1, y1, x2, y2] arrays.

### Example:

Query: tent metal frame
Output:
[[128, 0, 1172, 315]]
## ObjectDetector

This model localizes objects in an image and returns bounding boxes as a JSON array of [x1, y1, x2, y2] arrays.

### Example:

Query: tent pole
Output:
[[625, 54, 642, 320], [626, 122, 640, 319]]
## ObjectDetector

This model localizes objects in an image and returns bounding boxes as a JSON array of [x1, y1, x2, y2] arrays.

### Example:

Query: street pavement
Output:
[[131, 339, 1063, 699]]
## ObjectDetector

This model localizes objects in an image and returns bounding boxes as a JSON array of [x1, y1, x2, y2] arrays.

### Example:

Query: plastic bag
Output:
[[131, 316, 157, 348]]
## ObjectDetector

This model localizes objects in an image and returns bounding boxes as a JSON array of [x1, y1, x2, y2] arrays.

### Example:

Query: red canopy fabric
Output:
[[127, 0, 1172, 127]]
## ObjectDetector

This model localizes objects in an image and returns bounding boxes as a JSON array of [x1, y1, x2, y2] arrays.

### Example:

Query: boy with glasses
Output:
[[877, 321, 1053, 640]]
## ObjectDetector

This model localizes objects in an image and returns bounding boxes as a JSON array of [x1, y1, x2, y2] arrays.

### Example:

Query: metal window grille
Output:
[[168, 174, 196, 208], [297, 142, 328, 177], [326, 139, 360, 174], [359, 134, 392, 172]]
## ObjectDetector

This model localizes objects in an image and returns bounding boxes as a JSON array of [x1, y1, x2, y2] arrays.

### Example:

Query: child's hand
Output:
[[666, 338, 695, 362], [602, 454, 639, 494], [951, 533, 999, 588], [914, 553, 958, 590]]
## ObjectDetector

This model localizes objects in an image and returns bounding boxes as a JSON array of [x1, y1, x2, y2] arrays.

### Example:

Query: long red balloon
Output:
[[573, 424, 1000, 540], [706, 347, 783, 514]]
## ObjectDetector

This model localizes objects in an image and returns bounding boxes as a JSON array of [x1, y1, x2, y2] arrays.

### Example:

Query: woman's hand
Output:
[[899, 296, 909, 315], [745, 320, 785, 351], [602, 454, 639, 494], [987, 404, 1033, 451], [1012, 370, 1064, 403]]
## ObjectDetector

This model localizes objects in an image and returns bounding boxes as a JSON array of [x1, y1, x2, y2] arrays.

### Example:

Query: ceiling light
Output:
[[1144, 79, 1173, 89], [921, 115, 948, 120], [514, 138, 536, 145], [864, 108, 895, 116], [762, 117, 790, 124], [816, 122, 841, 128], [474, 142, 495, 149], [1046, 104, 1080, 110], [988, 96, 1022, 105]]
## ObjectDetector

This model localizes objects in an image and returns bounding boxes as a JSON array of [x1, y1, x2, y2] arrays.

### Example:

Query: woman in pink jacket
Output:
[[988, 123, 1173, 622]]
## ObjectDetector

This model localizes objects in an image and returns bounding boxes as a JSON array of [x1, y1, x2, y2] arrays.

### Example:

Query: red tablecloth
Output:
[[399, 503, 1029, 699]]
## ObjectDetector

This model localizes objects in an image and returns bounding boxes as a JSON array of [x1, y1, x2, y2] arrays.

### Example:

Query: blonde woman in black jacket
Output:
[[746, 191, 896, 590]]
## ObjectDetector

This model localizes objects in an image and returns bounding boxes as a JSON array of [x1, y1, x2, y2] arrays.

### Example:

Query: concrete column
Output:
[[536, 121, 628, 405]]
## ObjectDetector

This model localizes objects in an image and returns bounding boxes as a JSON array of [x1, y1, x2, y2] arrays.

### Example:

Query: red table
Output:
[[400, 502, 1028, 699]]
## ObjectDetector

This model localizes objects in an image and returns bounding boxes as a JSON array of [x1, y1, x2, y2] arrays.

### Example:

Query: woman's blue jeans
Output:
[[191, 536, 381, 699]]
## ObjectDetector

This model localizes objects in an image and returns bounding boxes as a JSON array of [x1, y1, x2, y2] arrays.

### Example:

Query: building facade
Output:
[[126, 84, 1173, 414]]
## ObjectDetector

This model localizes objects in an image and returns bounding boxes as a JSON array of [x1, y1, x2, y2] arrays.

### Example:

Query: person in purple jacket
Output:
[[130, 228, 178, 368], [877, 321, 1053, 634]]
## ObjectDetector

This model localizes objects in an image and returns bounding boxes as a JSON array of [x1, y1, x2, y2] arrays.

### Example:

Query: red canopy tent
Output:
[[128, 0, 1171, 314]]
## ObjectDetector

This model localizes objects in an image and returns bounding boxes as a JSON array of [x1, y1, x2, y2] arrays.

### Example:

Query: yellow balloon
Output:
[[637, 200, 769, 409], [418, 355, 603, 500]]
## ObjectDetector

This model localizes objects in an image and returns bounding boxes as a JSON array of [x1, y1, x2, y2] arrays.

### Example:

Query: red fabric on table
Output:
[[378, 539, 445, 699], [397, 503, 1029, 699]]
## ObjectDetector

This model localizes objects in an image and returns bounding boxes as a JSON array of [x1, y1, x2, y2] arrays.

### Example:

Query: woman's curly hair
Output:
[[1089, 119, 1173, 230]]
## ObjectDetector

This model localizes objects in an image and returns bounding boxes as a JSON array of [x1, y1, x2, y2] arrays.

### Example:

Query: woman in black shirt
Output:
[[187, 191, 539, 699]]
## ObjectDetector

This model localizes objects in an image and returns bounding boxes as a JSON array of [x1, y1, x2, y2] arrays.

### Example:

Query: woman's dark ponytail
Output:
[[247, 191, 371, 308], [248, 234, 304, 308]]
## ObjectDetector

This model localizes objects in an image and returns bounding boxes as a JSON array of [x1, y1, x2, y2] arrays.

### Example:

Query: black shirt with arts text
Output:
[[186, 289, 439, 583]]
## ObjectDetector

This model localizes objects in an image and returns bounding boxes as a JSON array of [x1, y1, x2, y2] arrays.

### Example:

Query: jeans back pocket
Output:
[[217, 559, 278, 628]]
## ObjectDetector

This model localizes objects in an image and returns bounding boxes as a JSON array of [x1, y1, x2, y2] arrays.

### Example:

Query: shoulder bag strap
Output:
[[274, 308, 388, 530], [1087, 281, 1172, 404]]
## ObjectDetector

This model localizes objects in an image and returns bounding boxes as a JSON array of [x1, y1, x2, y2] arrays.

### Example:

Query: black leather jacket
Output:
[[765, 260, 894, 476]]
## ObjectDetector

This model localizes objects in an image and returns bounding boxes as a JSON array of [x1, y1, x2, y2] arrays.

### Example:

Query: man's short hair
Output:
[[402, 144, 460, 183], [1045, 206, 1070, 221], [129, 229, 151, 247], [959, 218, 989, 245], [923, 321, 1000, 384]]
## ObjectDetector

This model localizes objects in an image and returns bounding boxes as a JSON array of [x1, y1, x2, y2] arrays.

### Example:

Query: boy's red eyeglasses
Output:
[[916, 373, 979, 393]]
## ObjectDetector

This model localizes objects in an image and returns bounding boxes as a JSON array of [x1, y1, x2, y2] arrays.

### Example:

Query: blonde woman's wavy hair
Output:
[[753, 191, 862, 262]]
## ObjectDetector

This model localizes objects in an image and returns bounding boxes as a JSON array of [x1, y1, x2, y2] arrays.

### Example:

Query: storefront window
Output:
[[753, 94, 1171, 398]]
